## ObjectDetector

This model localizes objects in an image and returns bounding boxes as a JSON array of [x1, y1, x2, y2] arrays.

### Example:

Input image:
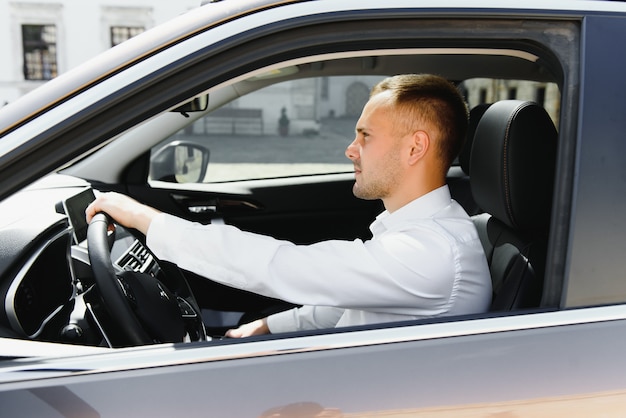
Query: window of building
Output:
[[110, 26, 144, 47], [22, 24, 58, 81]]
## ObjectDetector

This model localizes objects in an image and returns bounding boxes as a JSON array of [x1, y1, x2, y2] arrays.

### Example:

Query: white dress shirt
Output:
[[147, 185, 491, 333]]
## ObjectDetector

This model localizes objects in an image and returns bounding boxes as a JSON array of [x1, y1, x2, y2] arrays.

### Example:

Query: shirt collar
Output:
[[370, 185, 452, 236]]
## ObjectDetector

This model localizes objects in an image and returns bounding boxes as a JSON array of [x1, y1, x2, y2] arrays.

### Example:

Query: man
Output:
[[86, 74, 491, 338]]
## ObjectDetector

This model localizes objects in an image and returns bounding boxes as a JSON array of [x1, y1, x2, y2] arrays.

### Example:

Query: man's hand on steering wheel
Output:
[[86, 192, 160, 236]]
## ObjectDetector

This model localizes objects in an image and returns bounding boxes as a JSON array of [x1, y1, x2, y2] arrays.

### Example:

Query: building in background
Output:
[[463, 78, 560, 125], [0, 0, 199, 104]]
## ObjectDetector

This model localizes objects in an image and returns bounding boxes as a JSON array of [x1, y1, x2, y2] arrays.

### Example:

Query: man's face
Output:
[[345, 93, 405, 201]]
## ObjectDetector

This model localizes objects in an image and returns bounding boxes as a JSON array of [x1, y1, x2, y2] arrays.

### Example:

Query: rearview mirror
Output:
[[150, 141, 210, 183], [171, 95, 209, 115]]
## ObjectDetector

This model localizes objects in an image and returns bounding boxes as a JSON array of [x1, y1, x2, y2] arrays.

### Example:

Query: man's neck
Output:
[[383, 179, 446, 213]]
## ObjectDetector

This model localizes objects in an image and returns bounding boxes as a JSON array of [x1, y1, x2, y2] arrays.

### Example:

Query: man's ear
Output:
[[407, 130, 430, 165]]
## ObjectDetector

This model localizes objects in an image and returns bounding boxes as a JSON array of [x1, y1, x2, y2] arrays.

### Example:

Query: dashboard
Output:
[[6, 225, 74, 338], [0, 175, 196, 347]]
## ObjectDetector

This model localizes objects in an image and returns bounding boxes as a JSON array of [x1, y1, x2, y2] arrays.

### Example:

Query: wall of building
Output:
[[0, 0, 199, 105]]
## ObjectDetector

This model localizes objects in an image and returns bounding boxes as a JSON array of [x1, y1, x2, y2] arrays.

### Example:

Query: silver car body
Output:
[[1, 0, 626, 416]]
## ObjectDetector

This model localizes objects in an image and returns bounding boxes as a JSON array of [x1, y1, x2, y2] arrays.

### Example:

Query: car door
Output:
[[10, 1, 626, 416]]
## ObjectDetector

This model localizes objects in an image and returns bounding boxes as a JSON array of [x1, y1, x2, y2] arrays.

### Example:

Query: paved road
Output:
[[194, 117, 357, 162]]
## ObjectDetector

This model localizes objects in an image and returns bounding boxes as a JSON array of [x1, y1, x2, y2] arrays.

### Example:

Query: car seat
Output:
[[469, 100, 557, 311]]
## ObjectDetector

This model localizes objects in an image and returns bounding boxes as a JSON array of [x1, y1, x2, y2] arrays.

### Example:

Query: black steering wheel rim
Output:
[[87, 212, 153, 346]]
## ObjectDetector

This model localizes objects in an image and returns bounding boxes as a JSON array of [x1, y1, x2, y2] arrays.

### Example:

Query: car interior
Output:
[[0, 40, 563, 348]]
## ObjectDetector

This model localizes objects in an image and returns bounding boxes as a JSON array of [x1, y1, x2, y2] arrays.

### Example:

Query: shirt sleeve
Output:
[[147, 212, 462, 316], [266, 306, 345, 333]]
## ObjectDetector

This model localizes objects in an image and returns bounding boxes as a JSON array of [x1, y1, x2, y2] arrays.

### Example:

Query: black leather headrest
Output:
[[470, 100, 557, 231]]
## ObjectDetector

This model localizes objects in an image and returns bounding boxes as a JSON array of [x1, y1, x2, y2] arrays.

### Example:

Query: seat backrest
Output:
[[469, 100, 557, 311]]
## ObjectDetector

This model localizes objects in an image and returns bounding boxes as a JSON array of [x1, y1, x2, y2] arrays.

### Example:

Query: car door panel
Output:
[[3, 309, 626, 416]]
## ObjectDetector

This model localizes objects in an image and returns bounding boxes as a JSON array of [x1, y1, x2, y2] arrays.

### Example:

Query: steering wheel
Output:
[[87, 212, 205, 347]]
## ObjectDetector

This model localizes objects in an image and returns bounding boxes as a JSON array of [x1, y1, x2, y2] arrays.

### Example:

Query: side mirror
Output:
[[150, 141, 210, 183], [171, 95, 209, 115]]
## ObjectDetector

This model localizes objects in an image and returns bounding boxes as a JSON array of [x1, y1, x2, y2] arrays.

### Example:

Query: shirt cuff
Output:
[[266, 308, 300, 334], [266, 306, 345, 334]]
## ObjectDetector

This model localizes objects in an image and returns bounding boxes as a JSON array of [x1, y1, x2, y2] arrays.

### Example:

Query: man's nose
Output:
[[345, 138, 358, 161]]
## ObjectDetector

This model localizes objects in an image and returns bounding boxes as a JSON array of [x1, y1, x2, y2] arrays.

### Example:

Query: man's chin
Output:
[[352, 186, 377, 201]]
